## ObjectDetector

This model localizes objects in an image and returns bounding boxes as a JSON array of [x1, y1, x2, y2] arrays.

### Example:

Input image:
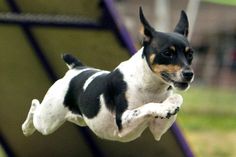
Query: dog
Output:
[[22, 7, 194, 142]]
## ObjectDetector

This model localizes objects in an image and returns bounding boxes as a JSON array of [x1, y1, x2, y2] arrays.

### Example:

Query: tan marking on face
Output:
[[151, 64, 181, 74], [185, 47, 190, 52], [170, 46, 176, 51], [149, 53, 156, 64]]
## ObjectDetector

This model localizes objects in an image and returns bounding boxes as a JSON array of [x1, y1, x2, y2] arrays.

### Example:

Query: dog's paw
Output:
[[165, 106, 180, 119], [163, 94, 183, 108], [157, 104, 180, 119], [22, 122, 36, 136], [157, 94, 183, 119]]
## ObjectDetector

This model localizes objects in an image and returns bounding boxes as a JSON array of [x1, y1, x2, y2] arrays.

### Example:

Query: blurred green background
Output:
[[179, 87, 236, 157]]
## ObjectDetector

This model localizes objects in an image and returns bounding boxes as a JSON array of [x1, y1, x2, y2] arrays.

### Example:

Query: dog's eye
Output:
[[186, 50, 193, 60], [162, 50, 175, 58]]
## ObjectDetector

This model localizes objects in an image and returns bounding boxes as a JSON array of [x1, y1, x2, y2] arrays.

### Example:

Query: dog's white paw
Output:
[[164, 94, 183, 107], [155, 94, 183, 119], [163, 104, 180, 119], [22, 121, 36, 136]]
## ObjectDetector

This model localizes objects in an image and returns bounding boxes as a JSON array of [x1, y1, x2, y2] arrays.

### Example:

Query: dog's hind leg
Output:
[[65, 112, 87, 127], [22, 99, 39, 136], [32, 101, 67, 135]]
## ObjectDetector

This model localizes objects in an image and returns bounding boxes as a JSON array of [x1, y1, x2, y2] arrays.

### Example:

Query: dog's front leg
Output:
[[148, 94, 183, 140], [119, 94, 183, 138], [149, 115, 177, 141]]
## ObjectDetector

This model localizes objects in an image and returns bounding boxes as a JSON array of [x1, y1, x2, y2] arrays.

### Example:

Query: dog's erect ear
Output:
[[139, 7, 155, 42], [174, 10, 189, 37]]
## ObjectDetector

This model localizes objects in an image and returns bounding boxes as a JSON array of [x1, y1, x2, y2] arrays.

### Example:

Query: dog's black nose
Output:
[[182, 70, 194, 81]]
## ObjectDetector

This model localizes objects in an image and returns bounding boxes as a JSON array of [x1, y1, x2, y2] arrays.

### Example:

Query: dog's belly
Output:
[[81, 96, 145, 142], [82, 102, 119, 140]]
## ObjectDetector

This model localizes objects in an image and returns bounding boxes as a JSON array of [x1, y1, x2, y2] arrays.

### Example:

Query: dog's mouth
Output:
[[161, 72, 189, 90]]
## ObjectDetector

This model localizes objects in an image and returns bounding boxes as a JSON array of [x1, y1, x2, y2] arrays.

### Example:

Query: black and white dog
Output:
[[22, 7, 194, 142]]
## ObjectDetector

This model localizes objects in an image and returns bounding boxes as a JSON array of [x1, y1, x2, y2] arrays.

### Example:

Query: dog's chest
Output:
[[125, 84, 171, 109]]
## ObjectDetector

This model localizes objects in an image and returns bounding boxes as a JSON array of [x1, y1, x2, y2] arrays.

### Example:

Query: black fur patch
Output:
[[79, 73, 108, 118], [142, 32, 191, 67], [104, 70, 128, 130], [64, 68, 128, 130], [63, 69, 98, 115]]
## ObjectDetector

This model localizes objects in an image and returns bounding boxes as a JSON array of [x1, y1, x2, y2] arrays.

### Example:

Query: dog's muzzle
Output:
[[161, 69, 194, 91]]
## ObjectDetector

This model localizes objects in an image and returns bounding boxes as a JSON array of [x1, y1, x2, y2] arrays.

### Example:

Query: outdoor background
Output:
[[0, 0, 236, 157]]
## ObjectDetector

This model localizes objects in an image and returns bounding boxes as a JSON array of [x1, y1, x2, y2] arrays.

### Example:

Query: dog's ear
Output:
[[174, 10, 189, 37], [139, 7, 155, 42]]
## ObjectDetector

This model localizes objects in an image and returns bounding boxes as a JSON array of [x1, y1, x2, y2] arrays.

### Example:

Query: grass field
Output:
[[177, 86, 236, 157]]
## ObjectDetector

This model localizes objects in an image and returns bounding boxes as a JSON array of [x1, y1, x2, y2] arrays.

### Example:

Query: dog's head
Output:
[[139, 7, 194, 91]]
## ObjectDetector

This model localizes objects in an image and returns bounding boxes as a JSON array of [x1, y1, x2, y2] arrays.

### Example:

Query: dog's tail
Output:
[[62, 53, 84, 69]]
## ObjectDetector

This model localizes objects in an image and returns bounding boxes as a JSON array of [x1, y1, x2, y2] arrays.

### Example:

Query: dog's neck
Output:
[[118, 47, 171, 94]]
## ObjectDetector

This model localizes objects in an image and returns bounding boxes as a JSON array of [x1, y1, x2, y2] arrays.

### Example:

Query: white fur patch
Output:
[[83, 71, 109, 91]]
